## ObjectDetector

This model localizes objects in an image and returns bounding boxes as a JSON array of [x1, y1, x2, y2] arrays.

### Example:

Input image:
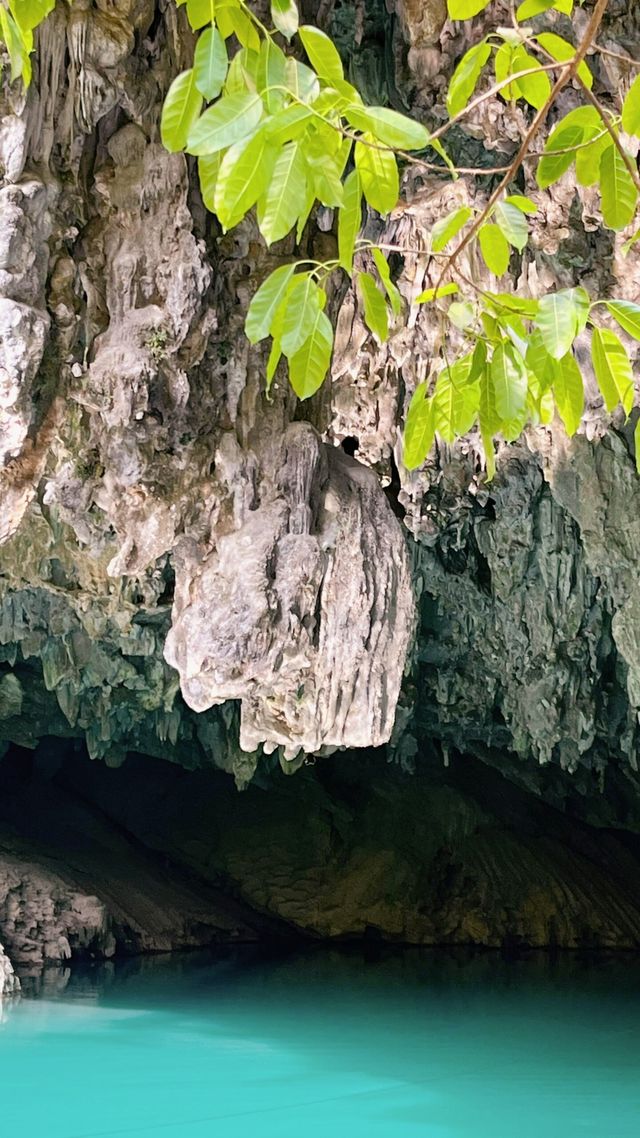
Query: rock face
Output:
[[0, 941, 18, 996], [1, 0, 640, 967]]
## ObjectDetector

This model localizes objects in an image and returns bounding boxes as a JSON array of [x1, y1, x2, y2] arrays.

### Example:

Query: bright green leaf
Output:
[[447, 40, 492, 117], [257, 140, 307, 244], [600, 144, 639, 231], [187, 91, 263, 155], [494, 201, 528, 251], [258, 37, 287, 112], [431, 205, 473, 253], [271, 0, 298, 39], [553, 352, 584, 435], [606, 300, 640, 341], [198, 153, 222, 211], [345, 104, 429, 150], [288, 308, 334, 399], [592, 326, 633, 413], [448, 301, 475, 330], [355, 135, 399, 214], [298, 24, 344, 84], [505, 194, 537, 215], [372, 248, 402, 317], [357, 271, 389, 344], [338, 169, 362, 274], [478, 223, 510, 276], [511, 47, 551, 110], [492, 342, 528, 421], [214, 129, 274, 229], [447, 0, 491, 17], [246, 263, 296, 343], [416, 283, 459, 303], [622, 73, 640, 136], [536, 291, 579, 359], [285, 58, 320, 102], [194, 27, 228, 100], [186, 0, 215, 31], [403, 385, 435, 470], [279, 274, 324, 357], [161, 70, 203, 153], [534, 32, 593, 89]]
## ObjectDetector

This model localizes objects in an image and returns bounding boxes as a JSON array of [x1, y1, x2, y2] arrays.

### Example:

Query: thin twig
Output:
[[593, 43, 640, 69]]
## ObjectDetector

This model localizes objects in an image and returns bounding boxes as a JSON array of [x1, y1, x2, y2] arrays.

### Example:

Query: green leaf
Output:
[[492, 342, 527, 421], [505, 194, 537, 215], [187, 92, 263, 155], [246, 264, 296, 343], [600, 145, 639, 232], [338, 169, 362, 274], [288, 308, 334, 399], [8, 0, 55, 33], [302, 135, 344, 207], [517, 0, 557, 17], [495, 42, 519, 103], [494, 201, 528, 251], [553, 352, 584, 436], [447, 40, 492, 117], [285, 58, 320, 102], [526, 329, 558, 391], [606, 300, 640, 341], [271, 0, 298, 39], [161, 70, 203, 153], [434, 357, 477, 442], [537, 107, 603, 189], [592, 326, 633, 413], [198, 153, 222, 211], [565, 287, 590, 334], [575, 128, 611, 188], [0, 5, 30, 83], [372, 249, 402, 317], [224, 6, 260, 51], [193, 27, 228, 100], [488, 293, 539, 318], [431, 205, 473, 253], [478, 223, 510, 276], [258, 37, 287, 113], [257, 140, 307, 245], [448, 302, 475, 330], [357, 271, 389, 344], [416, 283, 459, 303], [279, 274, 324, 357], [447, 0, 491, 17], [186, 0, 215, 31], [298, 24, 344, 84], [403, 385, 435, 470], [224, 46, 259, 94], [517, 0, 572, 20], [214, 129, 274, 229], [354, 135, 399, 215], [511, 47, 551, 110], [534, 32, 593, 89], [265, 104, 312, 146], [344, 104, 429, 150], [536, 291, 579, 359], [622, 74, 640, 136]]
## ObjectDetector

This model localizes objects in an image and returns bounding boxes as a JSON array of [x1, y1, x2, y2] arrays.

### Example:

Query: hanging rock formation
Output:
[[1, 0, 640, 964]]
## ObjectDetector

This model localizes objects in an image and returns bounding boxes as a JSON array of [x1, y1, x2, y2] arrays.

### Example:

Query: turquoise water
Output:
[[1, 948, 639, 1137]]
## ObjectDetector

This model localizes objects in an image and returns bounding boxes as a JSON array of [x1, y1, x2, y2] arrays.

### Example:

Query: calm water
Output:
[[1, 948, 639, 1137]]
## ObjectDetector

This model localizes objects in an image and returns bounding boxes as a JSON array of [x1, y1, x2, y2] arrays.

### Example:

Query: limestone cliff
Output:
[[1, 0, 640, 962]]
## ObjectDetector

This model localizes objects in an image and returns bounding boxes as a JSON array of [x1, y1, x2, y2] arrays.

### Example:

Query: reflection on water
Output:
[[2, 947, 640, 1137]]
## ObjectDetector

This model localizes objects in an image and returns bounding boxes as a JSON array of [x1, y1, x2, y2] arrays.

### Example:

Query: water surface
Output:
[[2, 947, 639, 1137]]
